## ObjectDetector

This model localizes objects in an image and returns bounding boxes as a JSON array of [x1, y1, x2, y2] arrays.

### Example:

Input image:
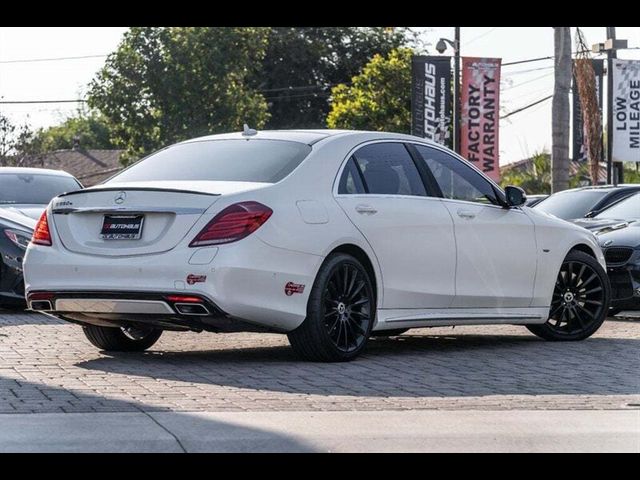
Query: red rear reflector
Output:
[[28, 292, 55, 301], [189, 201, 272, 247], [32, 211, 52, 246], [165, 295, 203, 303]]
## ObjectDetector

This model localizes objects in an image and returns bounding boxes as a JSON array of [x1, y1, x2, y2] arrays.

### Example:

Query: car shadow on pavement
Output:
[[0, 376, 314, 452], [76, 331, 640, 398], [0, 309, 63, 326]]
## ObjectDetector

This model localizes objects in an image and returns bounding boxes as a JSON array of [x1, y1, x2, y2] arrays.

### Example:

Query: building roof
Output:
[[501, 155, 608, 183], [23, 149, 124, 187]]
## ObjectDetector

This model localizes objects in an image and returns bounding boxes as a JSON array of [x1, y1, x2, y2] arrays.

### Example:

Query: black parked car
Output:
[[574, 193, 640, 313], [533, 184, 640, 221], [0, 167, 82, 220], [0, 209, 35, 308]]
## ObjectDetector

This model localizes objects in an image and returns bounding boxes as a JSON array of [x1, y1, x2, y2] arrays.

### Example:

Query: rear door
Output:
[[334, 142, 457, 309], [413, 144, 537, 308]]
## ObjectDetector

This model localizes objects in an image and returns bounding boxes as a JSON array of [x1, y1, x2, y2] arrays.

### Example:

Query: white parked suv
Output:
[[24, 129, 610, 361]]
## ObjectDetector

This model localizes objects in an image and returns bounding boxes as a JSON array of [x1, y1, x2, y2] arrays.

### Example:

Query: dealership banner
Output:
[[411, 56, 453, 148], [460, 57, 501, 182], [572, 59, 604, 162], [612, 59, 640, 162]]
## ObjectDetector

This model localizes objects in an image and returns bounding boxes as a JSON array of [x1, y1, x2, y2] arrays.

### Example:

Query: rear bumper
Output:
[[24, 235, 322, 331], [27, 290, 276, 333]]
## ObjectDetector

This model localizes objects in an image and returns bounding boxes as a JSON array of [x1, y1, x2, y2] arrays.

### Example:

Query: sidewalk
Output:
[[1, 410, 638, 452]]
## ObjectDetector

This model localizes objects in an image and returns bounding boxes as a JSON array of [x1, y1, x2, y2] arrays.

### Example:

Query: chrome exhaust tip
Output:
[[174, 303, 210, 316], [29, 300, 53, 311]]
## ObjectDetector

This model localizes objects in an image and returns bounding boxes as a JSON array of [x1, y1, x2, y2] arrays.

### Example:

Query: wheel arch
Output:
[[326, 243, 380, 305], [567, 243, 596, 259]]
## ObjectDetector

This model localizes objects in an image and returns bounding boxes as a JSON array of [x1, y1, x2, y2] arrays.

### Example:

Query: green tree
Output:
[[87, 27, 270, 164], [327, 48, 412, 132], [0, 112, 37, 167], [500, 152, 605, 194], [500, 152, 552, 194], [27, 110, 115, 151], [257, 27, 413, 129]]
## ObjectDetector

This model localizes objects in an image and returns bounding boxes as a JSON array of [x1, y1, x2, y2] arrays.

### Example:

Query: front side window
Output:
[[108, 139, 312, 184], [414, 145, 502, 206], [351, 143, 426, 196]]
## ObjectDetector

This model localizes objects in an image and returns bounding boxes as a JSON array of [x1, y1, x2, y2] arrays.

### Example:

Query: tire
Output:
[[371, 328, 409, 337], [527, 250, 610, 341], [288, 253, 375, 362], [83, 325, 163, 352]]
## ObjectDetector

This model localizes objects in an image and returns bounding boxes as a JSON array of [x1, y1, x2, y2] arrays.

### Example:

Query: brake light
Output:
[[28, 292, 55, 301], [165, 295, 203, 303], [190, 201, 272, 247], [32, 211, 52, 246]]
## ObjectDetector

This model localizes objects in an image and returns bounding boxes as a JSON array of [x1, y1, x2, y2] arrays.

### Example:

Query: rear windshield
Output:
[[0, 173, 80, 205], [108, 139, 313, 184], [534, 190, 609, 220]]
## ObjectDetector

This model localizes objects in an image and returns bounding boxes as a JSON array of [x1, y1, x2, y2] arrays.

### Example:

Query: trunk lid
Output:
[[50, 181, 268, 256]]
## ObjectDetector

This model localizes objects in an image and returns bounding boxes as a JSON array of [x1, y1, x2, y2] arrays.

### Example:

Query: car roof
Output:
[[180, 129, 441, 147], [0, 166, 75, 177], [555, 184, 640, 194]]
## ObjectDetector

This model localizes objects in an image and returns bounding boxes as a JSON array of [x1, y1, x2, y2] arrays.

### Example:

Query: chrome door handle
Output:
[[457, 209, 476, 219], [355, 204, 378, 215]]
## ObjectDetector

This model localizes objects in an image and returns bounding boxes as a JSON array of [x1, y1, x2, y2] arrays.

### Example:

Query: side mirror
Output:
[[505, 185, 527, 207]]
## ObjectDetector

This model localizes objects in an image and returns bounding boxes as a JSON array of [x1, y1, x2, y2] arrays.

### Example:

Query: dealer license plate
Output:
[[100, 215, 144, 240]]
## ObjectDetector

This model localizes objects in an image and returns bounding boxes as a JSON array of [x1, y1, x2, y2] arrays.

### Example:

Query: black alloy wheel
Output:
[[288, 253, 375, 362], [527, 250, 610, 341], [323, 263, 372, 353]]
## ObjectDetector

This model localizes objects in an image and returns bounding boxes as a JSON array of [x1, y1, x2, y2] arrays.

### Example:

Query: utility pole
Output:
[[453, 27, 461, 154], [552, 27, 572, 193]]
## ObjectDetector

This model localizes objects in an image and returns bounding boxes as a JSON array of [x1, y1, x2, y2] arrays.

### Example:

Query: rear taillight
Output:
[[32, 211, 52, 246], [189, 201, 272, 247]]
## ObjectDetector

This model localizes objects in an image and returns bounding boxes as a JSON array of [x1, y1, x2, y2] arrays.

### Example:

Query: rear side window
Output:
[[338, 157, 366, 194], [351, 143, 426, 196], [108, 139, 312, 184]]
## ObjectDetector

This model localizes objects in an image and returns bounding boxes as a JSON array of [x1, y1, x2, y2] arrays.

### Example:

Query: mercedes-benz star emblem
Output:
[[114, 191, 127, 205]]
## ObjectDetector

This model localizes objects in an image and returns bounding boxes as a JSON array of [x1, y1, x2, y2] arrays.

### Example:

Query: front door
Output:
[[412, 144, 537, 308]]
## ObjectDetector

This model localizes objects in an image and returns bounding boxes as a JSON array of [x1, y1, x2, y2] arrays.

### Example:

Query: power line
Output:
[[503, 72, 554, 91], [463, 27, 499, 46], [502, 65, 554, 76], [0, 54, 108, 64], [0, 99, 86, 104], [500, 95, 553, 120], [502, 49, 605, 67]]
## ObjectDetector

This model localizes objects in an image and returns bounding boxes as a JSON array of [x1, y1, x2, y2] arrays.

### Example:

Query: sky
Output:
[[0, 26, 638, 165]]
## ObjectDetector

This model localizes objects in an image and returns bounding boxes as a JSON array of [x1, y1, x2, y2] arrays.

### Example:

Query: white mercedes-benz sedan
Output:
[[23, 129, 610, 361]]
